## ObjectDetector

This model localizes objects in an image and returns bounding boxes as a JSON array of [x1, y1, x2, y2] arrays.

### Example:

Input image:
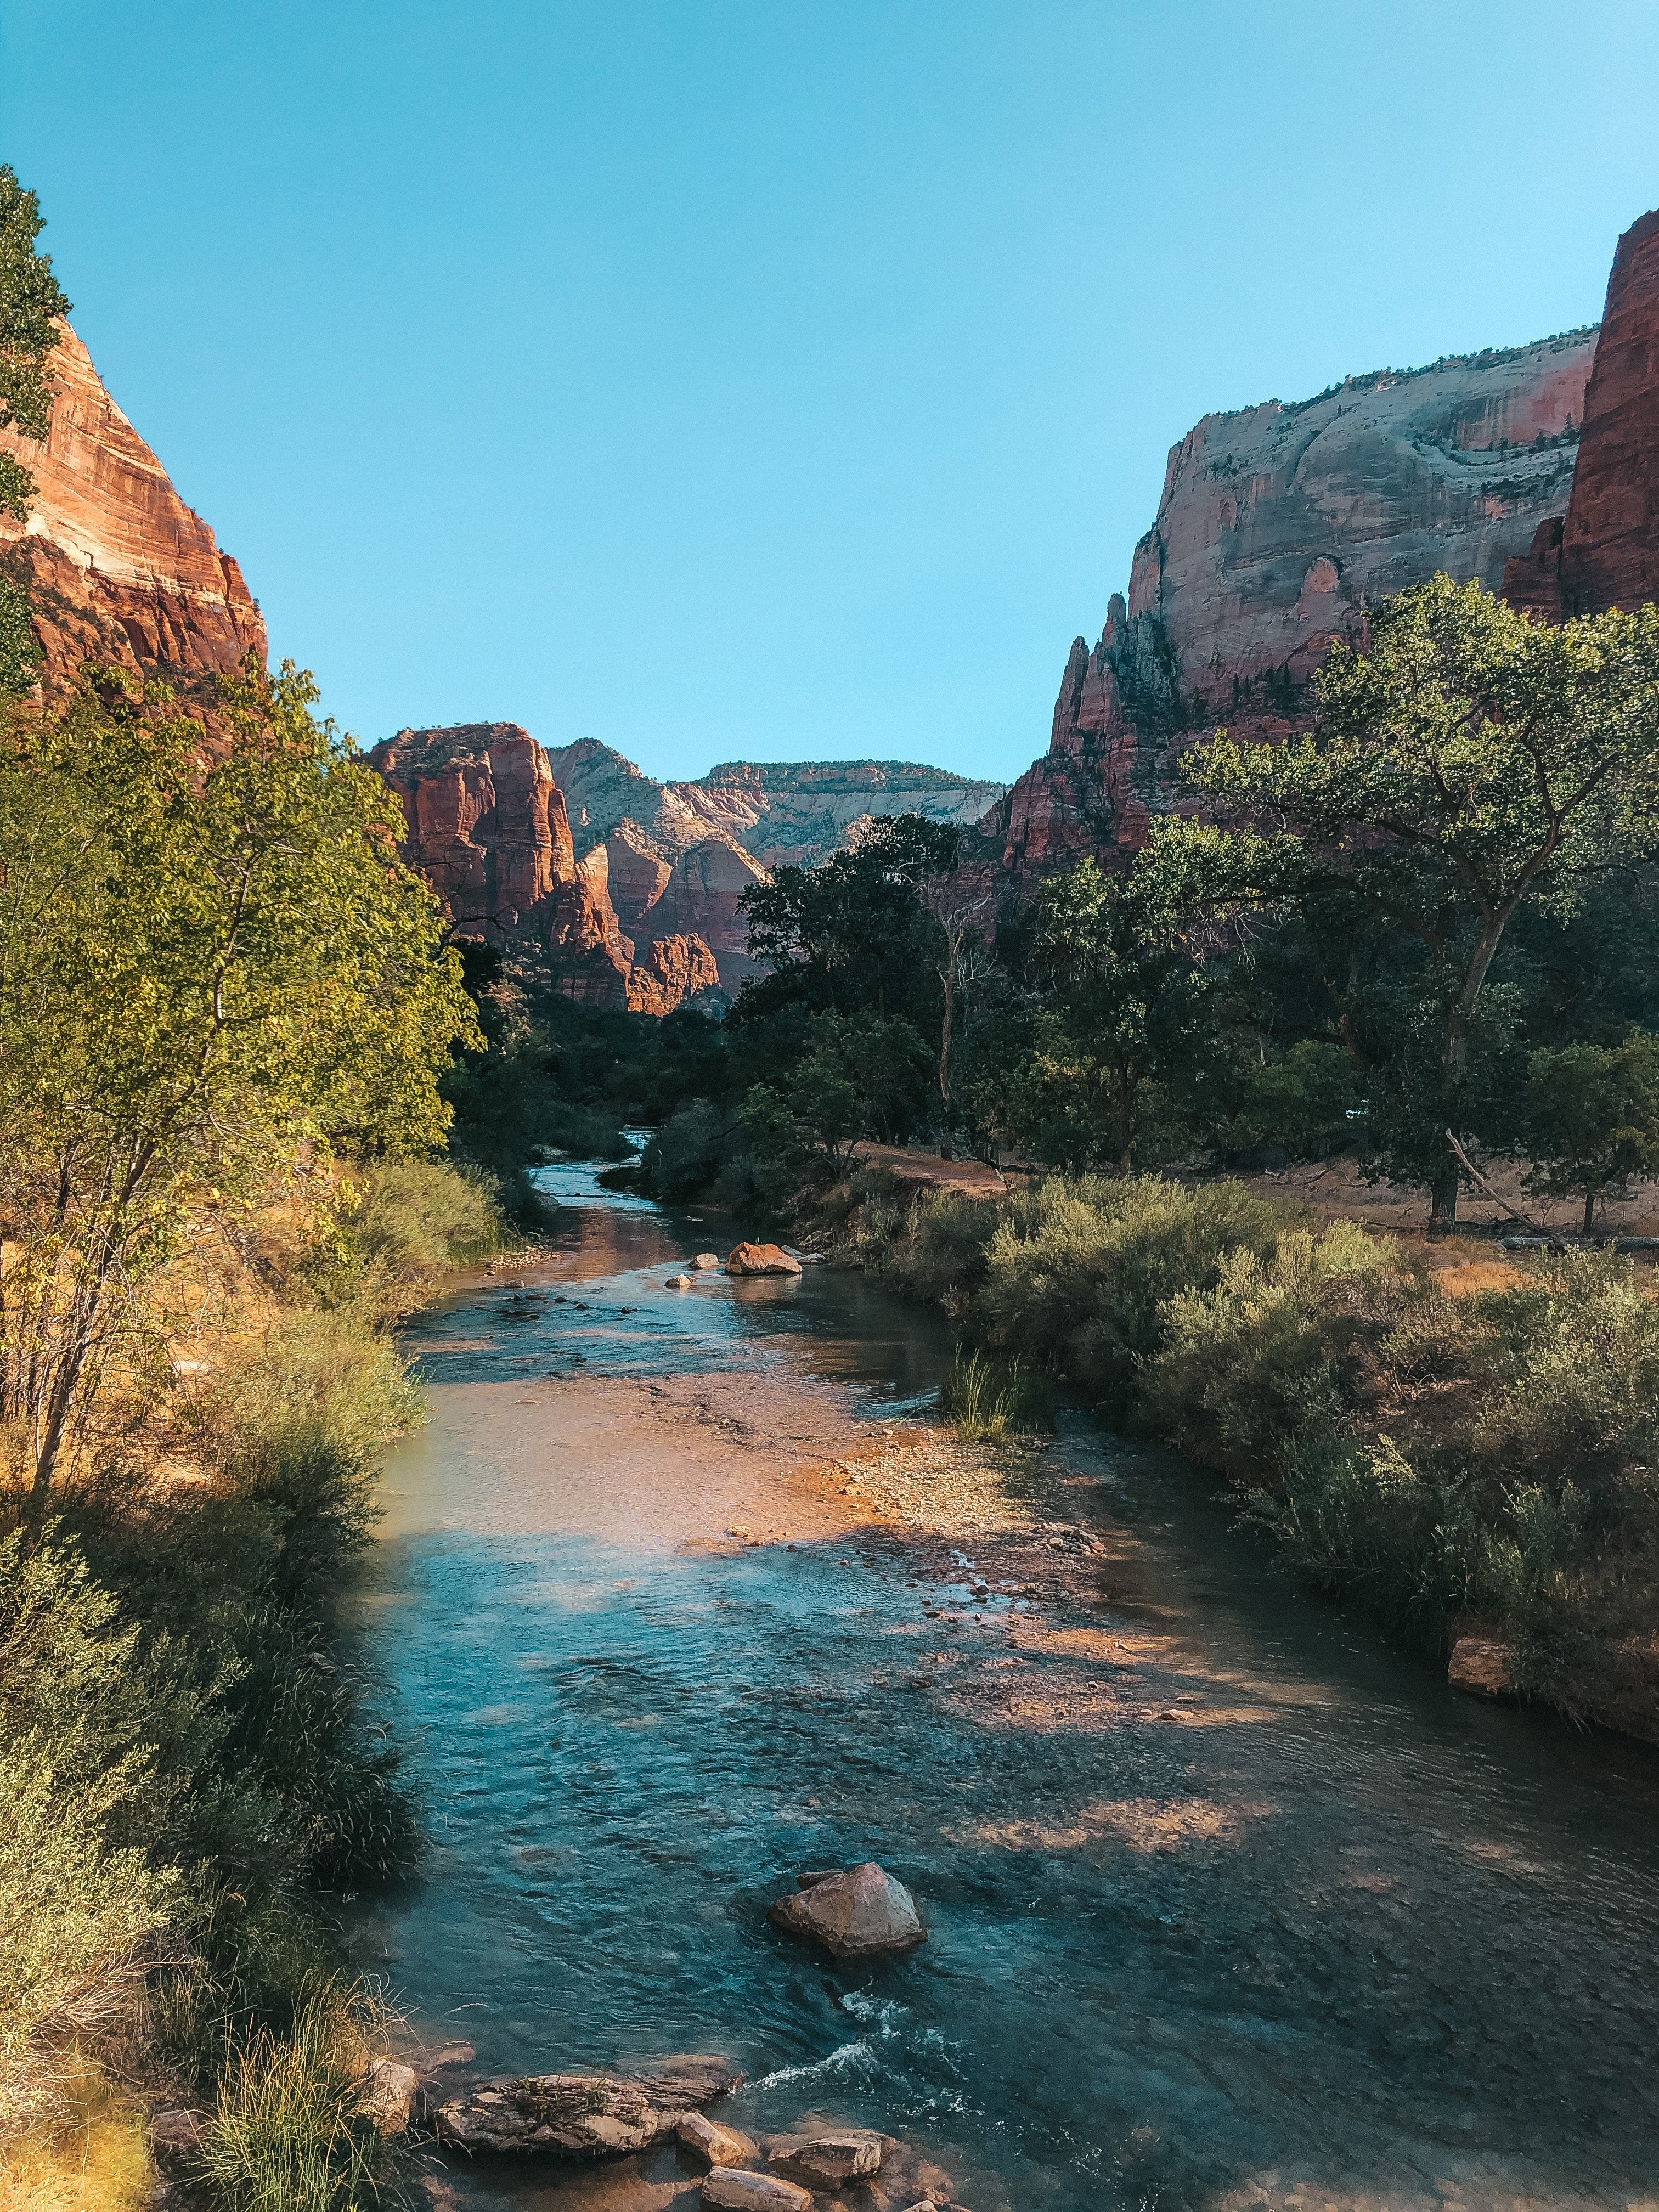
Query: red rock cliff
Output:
[[0, 321, 266, 699], [1560, 210, 1659, 618], [370, 723, 723, 1013], [976, 323, 1601, 895]]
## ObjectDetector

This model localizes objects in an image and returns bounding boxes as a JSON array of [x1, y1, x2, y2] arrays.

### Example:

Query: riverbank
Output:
[[0, 1161, 509, 2212], [354, 1166, 1659, 2212], [798, 1166, 1659, 1746]]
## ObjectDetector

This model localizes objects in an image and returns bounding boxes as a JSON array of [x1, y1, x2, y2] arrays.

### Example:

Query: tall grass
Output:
[[938, 1351, 1051, 1441], [197, 1979, 401, 2212]]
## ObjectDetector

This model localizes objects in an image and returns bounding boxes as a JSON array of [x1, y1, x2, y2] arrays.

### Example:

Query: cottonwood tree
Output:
[[1525, 1034, 1659, 1235], [1149, 577, 1659, 1228], [1005, 858, 1218, 1173], [0, 661, 480, 1509]]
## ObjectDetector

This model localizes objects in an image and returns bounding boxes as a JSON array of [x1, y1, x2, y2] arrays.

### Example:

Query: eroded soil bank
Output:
[[351, 1162, 1659, 2212]]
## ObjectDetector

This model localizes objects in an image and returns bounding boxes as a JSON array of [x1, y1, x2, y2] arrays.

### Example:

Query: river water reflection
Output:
[[353, 1166, 1659, 2212]]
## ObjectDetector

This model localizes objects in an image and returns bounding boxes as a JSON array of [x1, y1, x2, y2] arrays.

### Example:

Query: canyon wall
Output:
[[1504, 211, 1659, 624], [0, 321, 266, 701], [369, 723, 723, 1012], [976, 325, 1601, 892], [544, 739, 1003, 996]]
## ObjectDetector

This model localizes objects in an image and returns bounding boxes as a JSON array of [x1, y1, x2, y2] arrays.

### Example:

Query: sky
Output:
[[3, 3, 1657, 787]]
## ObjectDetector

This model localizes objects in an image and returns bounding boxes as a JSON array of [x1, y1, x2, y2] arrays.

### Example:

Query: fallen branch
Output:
[[1444, 1131, 1548, 1234]]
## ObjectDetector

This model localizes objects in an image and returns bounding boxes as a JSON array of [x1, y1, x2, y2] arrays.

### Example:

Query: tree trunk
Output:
[[1584, 1189, 1597, 1238], [1429, 1157, 1460, 1236]]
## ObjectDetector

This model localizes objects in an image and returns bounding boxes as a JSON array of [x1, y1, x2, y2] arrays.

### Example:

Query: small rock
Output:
[[665, 1274, 693, 1290], [1449, 1635, 1514, 1697], [770, 2129, 884, 2185], [725, 1243, 803, 1277], [148, 2109, 208, 2155], [702, 2173, 813, 2212], [358, 2057, 420, 2136], [768, 1860, 926, 1957], [692, 1253, 721, 1269], [676, 2112, 757, 2168]]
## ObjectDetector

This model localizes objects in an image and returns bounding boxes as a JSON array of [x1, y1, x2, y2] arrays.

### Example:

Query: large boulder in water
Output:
[[769, 2128, 885, 2185], [435, 2055, 743, 2156], [768, 1861, 927, 1957], [725, 1242, 802, 1276], [702, 2174, 813, 2212]]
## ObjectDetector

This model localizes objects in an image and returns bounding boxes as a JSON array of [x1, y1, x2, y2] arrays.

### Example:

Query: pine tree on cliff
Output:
[[0, 165, 72, 696]]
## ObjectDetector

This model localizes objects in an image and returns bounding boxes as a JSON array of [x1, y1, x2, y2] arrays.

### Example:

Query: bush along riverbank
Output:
[[0, 659, 498, 2205], [0, 1158, 503, 2211], [815, 1168, 1659, 1743]]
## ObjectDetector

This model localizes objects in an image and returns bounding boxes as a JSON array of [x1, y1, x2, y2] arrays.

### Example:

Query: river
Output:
[[350, 1162, 1659, 2212]]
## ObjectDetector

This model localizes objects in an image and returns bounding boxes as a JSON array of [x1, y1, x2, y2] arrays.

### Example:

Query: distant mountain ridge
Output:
[[373, 727, 1006, 1008]]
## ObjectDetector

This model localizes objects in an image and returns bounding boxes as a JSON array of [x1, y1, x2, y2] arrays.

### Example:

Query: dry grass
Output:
[[0, 2067, 154, 2212]]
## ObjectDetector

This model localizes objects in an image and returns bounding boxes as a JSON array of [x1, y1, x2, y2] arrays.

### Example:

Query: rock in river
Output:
[[769, 2127, 885, 2185], [435, 2055, 743, 2156], [1449, 1637, 1514, 1698], [356, 2057, 420, 2136], [702, 2172, 813, 2212], [677, 2112, 758, 2168], [725, 1242, 802, 1276], [692, 1252, 721, 1269], [768, 1861, 927, 1957]]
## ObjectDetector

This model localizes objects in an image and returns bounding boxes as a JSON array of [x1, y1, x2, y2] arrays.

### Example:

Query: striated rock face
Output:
[[1558, 210, 1659, 619], [368, 723, 721, 1013], [545, 739, 1001, 995], [0, 321, 266, 701], [977, 326, 1600, 894]]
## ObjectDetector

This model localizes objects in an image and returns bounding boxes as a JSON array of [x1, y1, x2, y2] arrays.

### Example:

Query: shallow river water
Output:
[[352, 1165, 1659, 2212]]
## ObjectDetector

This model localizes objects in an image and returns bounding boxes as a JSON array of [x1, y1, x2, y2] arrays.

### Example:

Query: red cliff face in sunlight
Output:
[[369, 722, 725, 1014], [0, 321, 266, 701], [971, 323, 1601, 899]]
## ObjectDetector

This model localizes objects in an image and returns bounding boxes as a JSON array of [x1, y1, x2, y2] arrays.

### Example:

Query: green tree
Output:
[[734, 814, 961, 1032], [1002, 858, 1218, 1172], [1152, 577, 1659, 1228], [1525, 1034, 1659, 1235], [742, 1009, 936, 1176], [0, 165, 72, 696], [0, 661, 480, 1506]]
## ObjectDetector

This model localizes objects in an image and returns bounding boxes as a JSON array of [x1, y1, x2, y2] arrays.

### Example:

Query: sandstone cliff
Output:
[[1504, 211, 1659, 623], [0, 321, 266, 701], [369, 723, 724, 1013], [544, 738, 1002, 994], [978, 325, 1600, 890]]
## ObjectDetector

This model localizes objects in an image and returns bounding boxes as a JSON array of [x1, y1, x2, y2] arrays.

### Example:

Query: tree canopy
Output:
[[1148, 576, 1659, 1223], [0, 661, 479, 1500]]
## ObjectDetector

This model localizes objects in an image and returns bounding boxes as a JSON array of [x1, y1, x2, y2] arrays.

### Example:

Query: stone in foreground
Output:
[[1448, 1637, 1514, 1698], [702, 2172, 813, 2212], [435, 2055, 743, 2156], [677, 2112, 758, 2168], [768, 1861, 926, 1957], [665, 1274, 693, 1289], [357, 2058, 420, 2136], [725, 1242, 803, 1277], [770, 2127, 884, 2185]]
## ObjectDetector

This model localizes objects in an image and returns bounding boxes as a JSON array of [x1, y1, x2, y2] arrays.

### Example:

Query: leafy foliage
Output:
[[0, 663, 479, 1499], [1152, 576, 1659, 1221]]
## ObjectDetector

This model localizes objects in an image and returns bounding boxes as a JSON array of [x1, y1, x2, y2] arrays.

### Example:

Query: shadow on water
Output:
[[351, 1164, 1659, 2211]]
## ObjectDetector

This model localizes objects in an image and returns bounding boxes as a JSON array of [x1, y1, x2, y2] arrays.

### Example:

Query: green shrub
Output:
[[349, 1161, 507, 1285], [938, 1351, 1052, 1440], [195, 1978, 399, 2212]]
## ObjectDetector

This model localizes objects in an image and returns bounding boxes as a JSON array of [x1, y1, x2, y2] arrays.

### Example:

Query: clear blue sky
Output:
[[3, 2, 1656, 786]]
